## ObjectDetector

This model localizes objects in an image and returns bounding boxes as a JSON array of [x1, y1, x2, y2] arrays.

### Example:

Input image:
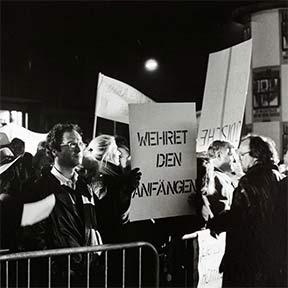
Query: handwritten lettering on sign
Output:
[[197, 230, 226, 288], [198, 121, 242, 147]]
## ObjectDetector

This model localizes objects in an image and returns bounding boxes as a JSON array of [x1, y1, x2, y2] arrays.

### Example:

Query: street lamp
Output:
[[144, 58, 158, 72]]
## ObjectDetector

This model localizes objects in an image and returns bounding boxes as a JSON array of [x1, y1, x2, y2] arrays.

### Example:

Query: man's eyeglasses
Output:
[[61, 142, 86, 150], [239, 151, 250, 157]]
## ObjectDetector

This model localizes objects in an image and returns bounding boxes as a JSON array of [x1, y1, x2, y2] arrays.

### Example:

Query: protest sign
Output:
[[0, 123, 47, 155], [197, 39, 252, 152], [183, 230, 226, 288], [129, 103, 197, 221], [93, 73, 154, 137]]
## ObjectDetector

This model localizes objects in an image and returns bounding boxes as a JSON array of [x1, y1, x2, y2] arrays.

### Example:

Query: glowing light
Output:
[[145, 59, 158, 71]]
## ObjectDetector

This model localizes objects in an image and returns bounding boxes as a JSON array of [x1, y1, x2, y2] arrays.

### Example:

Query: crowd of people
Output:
[[0, 122, 287, 287]]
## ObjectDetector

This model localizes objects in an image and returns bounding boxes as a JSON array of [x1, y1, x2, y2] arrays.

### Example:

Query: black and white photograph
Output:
[[1, 1, 288, 287]]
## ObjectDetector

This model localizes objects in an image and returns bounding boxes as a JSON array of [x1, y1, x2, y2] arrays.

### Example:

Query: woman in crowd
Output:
[[83, 134, 141, 244]]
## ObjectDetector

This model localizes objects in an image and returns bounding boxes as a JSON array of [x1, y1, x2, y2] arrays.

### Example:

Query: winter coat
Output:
[[22, 172, 101, 285], [208, 163, 284, 287], [92, 161, 136, 244]]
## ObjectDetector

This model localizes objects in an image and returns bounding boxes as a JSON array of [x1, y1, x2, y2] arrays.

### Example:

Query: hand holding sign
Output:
[[127, 167, 142, 192]]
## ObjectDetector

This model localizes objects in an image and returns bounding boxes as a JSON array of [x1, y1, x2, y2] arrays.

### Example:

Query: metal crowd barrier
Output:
[[0, 241, 159, 288], [182, 232, 199, 288]]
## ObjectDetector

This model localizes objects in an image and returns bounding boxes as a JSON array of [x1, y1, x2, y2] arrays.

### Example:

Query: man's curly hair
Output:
[[242, 135, 273, 165], [46, 123, 82, 158]]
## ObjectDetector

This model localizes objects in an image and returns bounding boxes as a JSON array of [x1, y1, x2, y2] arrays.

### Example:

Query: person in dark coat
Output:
[[0, 147, 55, 287], [0, 147, 55, 251], [208, 135, 285, 287], [24, 123, 102, 287]]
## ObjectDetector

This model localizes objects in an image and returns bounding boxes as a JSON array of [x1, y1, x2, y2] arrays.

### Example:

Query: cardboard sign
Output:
[[197, 230, 226, 288], [129, 103, 197, 221], [197, 39, 252, 152]]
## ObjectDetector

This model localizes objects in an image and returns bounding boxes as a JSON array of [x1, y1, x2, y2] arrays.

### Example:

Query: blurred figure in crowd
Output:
[[9, 137, 25, 157], [37, 140, 47, 151], [208, 135, 285, 287], [278, 148, 288, 286], [7, 137, 34, 190], [0, 147, 55, 250], [26, 123, 101, 286], [32, 141, 53, 180], [83, 134, 141, 244], [201, 140, 243, 221]]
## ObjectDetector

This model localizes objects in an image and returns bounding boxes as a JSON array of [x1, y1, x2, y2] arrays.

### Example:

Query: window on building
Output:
[[0, 110, 28, 128]]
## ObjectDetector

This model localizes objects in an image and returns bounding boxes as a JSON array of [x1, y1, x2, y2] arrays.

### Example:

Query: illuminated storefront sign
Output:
[[253, 67, 281, 122]]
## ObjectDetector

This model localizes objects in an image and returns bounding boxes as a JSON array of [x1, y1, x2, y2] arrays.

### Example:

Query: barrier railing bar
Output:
[[86, 252, 90, 288], [5, 260, 8, 288], [67, 254, 71, 288], [105, 250, 108, 288], [122, 248, 126, 288], [16, 260, 18, 288], [27, 258, 30, 288], [139, 247, 142, 288], [0, 242, 156, 261], [182, 230, 201, 288], [0, 242, 160, 288], [184, 239, 188, 288], [153, 246, 160, 288], [48, 256, 51, 288]]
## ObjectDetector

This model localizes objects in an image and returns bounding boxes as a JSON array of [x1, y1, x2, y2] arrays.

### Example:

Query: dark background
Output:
[[0, 1, 277, 140]]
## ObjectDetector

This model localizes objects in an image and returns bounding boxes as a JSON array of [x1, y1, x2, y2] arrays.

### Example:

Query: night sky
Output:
[[1, 1, 252, 135]]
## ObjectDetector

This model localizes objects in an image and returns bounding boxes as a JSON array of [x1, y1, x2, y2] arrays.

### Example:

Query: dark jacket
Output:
[[0, 193, 23, 250], [95, 162, 135, 244], [208, 163, 284, 287], [22, 172, 99, 285]]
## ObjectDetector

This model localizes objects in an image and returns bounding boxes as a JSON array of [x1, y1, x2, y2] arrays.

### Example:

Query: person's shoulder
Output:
[[34, 171, 56, 185], [32, 172, 60, 197]]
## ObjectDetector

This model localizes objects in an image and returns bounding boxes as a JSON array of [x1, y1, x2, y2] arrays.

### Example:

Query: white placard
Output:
[[197, 230, 226, 288], [197, 40, 252, 152], [129, 103, 197, 221]]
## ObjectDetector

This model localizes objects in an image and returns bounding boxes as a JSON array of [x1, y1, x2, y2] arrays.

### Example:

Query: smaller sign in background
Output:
[[280, 9, 288, 64], [252, 66, 281, 122]]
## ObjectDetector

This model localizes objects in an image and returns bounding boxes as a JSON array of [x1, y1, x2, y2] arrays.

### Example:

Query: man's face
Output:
[[238, 139, 254, 172], [55, 130, 84, 168], [212, 147, 233, 171]]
